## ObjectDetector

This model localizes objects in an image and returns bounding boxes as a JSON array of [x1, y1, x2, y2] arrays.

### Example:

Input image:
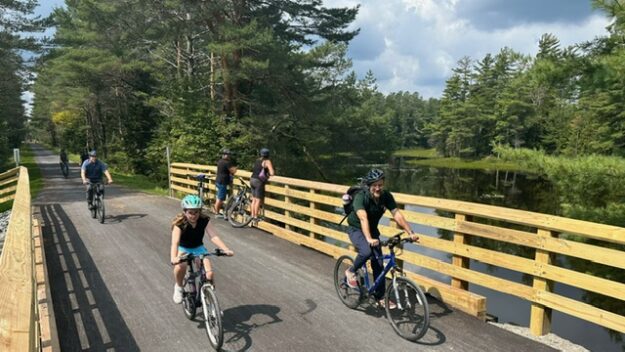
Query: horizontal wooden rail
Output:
[[170, 162, 625, 336], [0, 167, 20, 204]]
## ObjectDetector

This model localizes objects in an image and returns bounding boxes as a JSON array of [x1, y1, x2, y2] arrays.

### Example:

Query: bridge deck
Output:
[[31, 145, 555, 351]]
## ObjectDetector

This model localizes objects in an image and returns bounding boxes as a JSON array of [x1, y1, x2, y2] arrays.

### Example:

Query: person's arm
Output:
[[171, 226, 182, 264], [205, 221, 234, 255], [104, 170, 113, 184], [265, 159, 275, 177], [391, 208, 419, 242], [356, 209, 379, 246], [81, 167, 87, 184]]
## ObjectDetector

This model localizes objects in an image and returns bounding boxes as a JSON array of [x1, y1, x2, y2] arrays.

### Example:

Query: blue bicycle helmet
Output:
[[181, 194, 202, 209], [363, 169, 385, 185], [260, 148, 270, 158]]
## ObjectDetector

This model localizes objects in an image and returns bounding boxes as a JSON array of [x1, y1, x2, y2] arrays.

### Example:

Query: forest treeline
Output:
[[2, 0, 625, 181]]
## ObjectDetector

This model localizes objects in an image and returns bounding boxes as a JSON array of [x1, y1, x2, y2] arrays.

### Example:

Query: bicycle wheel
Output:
[[97, 197, 105, 223], [91, 199, 97, 218], [333, 255, 362, 309], [227, 194, 253, 228], [183, 293, 197, 320], [201, 284, 223, 350], [385, 277, 430, 341]]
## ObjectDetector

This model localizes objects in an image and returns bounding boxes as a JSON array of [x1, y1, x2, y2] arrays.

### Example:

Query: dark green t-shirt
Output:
[[347, 189, 397, 230]]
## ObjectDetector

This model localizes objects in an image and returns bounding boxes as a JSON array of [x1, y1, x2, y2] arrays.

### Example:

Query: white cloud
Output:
[[324, 0, 610, 97]]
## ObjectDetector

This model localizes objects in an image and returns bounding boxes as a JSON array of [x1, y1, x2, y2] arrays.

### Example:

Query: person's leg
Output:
[[214, 183, 227, 215], [173, 262, 187, 287], [250, 178, 261, 219], [86, 184, 94, 206], [256, 182, 266, 219], [347, 227, 372, 273], [203, 257, 214, 282], [370, 245, 385, 299]]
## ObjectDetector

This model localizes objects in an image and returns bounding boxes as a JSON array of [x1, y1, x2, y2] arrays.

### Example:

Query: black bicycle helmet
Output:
[[260, 148, 270, 158], [88, 150, 97, 157], [221, 148, 231, 155], [363, 168, 385, 185]]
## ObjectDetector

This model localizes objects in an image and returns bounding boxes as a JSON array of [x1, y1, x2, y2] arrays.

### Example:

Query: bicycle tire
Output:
[[91, 199, 97, 218], [201, 284, 223, 350], [183, 294, 197, 320], [385, 277, 430, 341], [97, 197, 105, 223], [227, 193, 253, 227], [333, 255, 362, 309]]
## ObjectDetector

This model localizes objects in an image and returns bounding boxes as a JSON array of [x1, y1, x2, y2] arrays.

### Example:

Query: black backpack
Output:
[[339, 183, 369, 225]]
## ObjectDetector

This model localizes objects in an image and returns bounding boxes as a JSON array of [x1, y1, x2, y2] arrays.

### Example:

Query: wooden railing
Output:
[[170, 162, 625, 336], [0, 167, 54, 351], [0, 167, 20, 204]]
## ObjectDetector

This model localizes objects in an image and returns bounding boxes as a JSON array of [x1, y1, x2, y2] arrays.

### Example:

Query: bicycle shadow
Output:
[[205, 304, 283, 352], [357, 292, 449, 346], [104, 213, 147, 224]]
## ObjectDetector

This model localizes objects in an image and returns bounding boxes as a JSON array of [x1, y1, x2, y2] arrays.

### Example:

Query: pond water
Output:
[[278, 155, 624, 352]]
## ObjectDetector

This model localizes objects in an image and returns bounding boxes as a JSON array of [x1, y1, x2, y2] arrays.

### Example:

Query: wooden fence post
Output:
[[309, 189, 317, 238], [451, 214, 470, 290], [530, 229, 556, 336], [284, 185, 291, 231]]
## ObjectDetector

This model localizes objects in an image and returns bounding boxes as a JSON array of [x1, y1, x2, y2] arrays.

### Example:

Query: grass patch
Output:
[[22, 144, 44, 199], [405, 156, 534, 172], [393, 148, 439, 159], [109, 170, 168, 196]]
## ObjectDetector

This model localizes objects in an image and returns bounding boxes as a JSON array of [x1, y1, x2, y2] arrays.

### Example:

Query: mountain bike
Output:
[[175, 249, 229, 350], [60, 160, 69, 178], [196, 173, 212, 211], [87, 182, 106, 224], [225, 176, 253, 228], [334, 232, 430, 341]]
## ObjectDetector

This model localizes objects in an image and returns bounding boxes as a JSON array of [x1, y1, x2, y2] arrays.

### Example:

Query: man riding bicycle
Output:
[[344, 169, 418, 308], [81, 150, 113, 209], [60, 148, 68, 164]]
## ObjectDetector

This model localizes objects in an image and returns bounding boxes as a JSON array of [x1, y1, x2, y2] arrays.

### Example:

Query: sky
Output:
[[32, 0, 611, 99]]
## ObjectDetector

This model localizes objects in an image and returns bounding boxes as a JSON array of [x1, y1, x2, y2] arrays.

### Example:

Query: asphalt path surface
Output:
[[31, 144, 555, 351]]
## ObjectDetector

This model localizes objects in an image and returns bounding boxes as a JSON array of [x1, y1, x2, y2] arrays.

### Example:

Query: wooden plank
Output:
[[402, 210, 456, 231], [263, 197, 344, 224], [309, 189, 318, 238], [33, 218, 52, 350], [0, 167, 19, 181], [0, 185, 18, 197], [0, 194, 16, 204], [393, 193, 625, 245], [263, 209, 350, 245], [0, 167, 35, 351], [0, 176, 18, 187], [458, 220, 625, 270], [171, 184, 196, 195], [536, 290, 625, 334], [267, 185, 340, 207]]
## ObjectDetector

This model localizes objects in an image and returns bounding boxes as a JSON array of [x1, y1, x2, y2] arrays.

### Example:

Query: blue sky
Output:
[[33, 0, 610, 98]]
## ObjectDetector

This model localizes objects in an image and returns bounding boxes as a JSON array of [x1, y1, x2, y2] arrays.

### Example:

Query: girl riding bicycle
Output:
[[344, 169, 418, 308], [171, 194, 234, 304]]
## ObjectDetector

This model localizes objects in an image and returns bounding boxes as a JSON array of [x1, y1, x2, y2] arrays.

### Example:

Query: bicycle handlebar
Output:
[[380, 231, 417, 248], [172, 249, 230, 265]]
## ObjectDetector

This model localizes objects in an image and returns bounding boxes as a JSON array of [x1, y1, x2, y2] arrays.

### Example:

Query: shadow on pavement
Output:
[[219, 304, 283, 352], [38, 203, 140, 351]]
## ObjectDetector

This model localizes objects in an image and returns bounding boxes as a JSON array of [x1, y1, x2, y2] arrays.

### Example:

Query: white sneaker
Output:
[[173, 284, 183, 304]]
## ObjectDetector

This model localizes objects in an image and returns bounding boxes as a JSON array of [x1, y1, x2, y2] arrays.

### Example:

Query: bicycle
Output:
[[225, 176, 253, 228], [87, 182, 106, 224], [195, 173, 212, 211], [333, 232, 430, 341], [60, 160, 69, 178], [175, 249, 229, 350]]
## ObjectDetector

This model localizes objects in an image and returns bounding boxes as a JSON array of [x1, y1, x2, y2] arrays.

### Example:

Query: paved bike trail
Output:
[[31, 144, 555, 352]]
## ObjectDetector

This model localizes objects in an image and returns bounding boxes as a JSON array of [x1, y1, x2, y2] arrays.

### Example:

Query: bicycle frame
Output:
[[360, 251, 397, 297]]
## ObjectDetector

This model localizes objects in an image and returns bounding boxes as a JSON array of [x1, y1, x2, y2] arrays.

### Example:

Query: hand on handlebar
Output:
[[408, 232, 420, 243], [367, 238, 380, 247]]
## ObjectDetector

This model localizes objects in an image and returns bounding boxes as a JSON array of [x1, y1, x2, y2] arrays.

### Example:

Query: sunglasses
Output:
[[184, 210, 200, 215]]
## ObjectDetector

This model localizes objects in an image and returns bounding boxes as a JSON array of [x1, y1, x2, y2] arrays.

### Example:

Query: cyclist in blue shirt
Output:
[[344, 169, 418, 308], [81, 150, 113, 209], [171, 194, 234, 304]]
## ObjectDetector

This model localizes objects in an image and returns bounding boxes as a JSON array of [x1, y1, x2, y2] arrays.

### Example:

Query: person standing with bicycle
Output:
[[250, 148, 275, 224], [213, 148, 237, 218], [344, 169, 418, 308], [171, 195, 234, 304], [81, 150, 113, 209]]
